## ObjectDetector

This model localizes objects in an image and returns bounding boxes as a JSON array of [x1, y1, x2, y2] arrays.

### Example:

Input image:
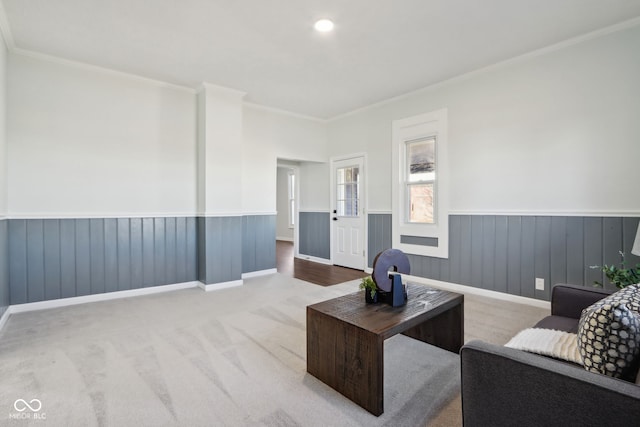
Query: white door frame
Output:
[[330, 153, 368, 269], [276, 162, 301, 257], [291, 165, 301, 258]]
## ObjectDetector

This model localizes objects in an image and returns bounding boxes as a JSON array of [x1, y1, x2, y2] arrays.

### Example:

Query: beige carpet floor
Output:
[[0, 274, 548, 426]]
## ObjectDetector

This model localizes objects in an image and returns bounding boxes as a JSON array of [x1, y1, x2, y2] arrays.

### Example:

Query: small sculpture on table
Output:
[[371, 248, 410, 307]]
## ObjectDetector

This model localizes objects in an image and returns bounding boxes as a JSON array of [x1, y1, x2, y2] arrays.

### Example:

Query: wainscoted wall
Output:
[[6, 214, 277, 305], [299, 212, 330, 260], [242, 215, 276, 274], [197, 216, 242, 285], [9, 217, 198, 304], [0, 220, 9, 317], [369, 214, 640, 301], [368, 214, 392, 267]]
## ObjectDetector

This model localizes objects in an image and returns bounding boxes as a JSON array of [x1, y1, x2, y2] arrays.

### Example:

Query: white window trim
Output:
[[392, 109, 449, 258]]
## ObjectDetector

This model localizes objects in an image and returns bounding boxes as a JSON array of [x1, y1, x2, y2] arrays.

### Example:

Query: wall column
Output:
[[197, 83, 246, 290]]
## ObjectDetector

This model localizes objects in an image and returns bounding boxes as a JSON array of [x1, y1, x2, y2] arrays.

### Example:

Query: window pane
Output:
[[407, 138, 435, 182], [335, 166, 360, 218], [289, 174, 295, 198], [289, 200, 295, 226], [409, 183, 434, 223]]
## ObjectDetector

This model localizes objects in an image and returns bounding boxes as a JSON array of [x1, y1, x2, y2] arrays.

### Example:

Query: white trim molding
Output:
[[244, 101, 326, 123], [0, 308, 11, 333], [13, 48, 195, 93], [392, 109, 449, 258], [8, 212, 199, 220], [198, 279, 243, 292], [448, 210, 640, 217], [403, 274, 551, 310], [0, 1, 15, 50], [241, 269, 277, 279], [196, 212, 245, 217], [8, 281, 200, 315], [328, 16, 640, 122]]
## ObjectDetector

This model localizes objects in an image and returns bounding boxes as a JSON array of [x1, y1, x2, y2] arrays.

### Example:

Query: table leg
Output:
[[402, 300, 464, 353], [307, 307, 385, 415]]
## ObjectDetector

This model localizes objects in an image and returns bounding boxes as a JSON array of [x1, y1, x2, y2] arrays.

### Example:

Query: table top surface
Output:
[[307, 284, 463, 338]]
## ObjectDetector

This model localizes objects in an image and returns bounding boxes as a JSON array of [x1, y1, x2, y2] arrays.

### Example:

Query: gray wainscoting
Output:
[[368, 214, 640, 301], [368, 214, 392, 267], [9, 217, 198, 304], [197, 216, 242, 285], [299, 212, 330, 260], [0, 220, 8, 317], [242, 215, 276, 274]]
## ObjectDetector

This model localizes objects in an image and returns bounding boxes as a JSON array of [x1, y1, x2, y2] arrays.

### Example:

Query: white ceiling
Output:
[[2, 0, 640, 119]]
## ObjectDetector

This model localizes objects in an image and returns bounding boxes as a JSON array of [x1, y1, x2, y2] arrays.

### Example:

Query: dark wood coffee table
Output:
[[306, 283, 463, 416]]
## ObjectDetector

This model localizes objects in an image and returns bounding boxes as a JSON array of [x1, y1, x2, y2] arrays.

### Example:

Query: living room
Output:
[[1, 1, 640, 425]]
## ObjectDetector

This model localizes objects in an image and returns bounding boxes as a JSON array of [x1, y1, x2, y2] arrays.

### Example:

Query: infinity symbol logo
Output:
[[13, 399, 42, 412]]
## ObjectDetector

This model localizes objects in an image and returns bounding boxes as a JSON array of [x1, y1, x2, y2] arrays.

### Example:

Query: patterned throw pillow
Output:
[[577, 284, 640, 380]]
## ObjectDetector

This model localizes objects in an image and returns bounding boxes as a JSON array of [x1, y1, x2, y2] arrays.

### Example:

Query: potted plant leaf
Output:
[[360, 276, 378, 304], [592, 251, 640, 289]]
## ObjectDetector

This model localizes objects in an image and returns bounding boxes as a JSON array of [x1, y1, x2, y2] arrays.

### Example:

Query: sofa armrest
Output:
[[461, 340, 640, 427], [551, 283, 612, 319]]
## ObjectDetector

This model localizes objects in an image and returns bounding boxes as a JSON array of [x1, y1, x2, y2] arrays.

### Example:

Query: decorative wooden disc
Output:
[[372, 249, 410, 292]]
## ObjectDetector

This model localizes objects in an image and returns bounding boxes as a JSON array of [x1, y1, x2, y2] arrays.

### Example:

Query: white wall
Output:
[[6, 53, 329, 218], [299, 161, 329, 212], [242, 105, 327, 213], [276, 167, 293, 240], [7, 53, 197, 217], [198, 84, 244, 215], [327, 24, 640, 215], [0, 32, 7, 216]]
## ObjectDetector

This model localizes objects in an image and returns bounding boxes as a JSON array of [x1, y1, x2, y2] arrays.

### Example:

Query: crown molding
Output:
[[0, 1, 15, 50], [328, 16, 640, 122], [199, 82, 246, 99], [12, 47, 196, 93], [243, 101, 326, 123]]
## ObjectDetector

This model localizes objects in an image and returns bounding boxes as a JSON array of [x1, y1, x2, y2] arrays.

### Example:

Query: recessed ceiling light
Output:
[[314, 19, 334, 32]]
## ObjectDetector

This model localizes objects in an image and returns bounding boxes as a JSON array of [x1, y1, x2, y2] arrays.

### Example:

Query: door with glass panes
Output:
[[332, 157, 365, 270]]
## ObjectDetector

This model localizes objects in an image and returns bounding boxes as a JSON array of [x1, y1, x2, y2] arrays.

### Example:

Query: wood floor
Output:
[[276, 240, 368, 286]]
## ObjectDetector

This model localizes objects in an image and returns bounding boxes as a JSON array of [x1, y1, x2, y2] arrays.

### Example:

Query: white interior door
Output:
[[332, 157, 365, 270]]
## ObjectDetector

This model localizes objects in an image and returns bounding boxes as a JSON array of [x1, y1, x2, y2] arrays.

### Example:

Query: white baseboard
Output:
[[198, 279, 244, 292], [242, 268, 277, 279], [276, 236, 294, 242], [0, 307, 11, 332], [403, 274, 551, 309], [8, 281, 201, 315], [295, 254, 332, 265]]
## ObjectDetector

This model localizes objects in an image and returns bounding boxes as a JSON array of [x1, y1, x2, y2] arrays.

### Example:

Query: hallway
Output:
[[276, 240, 368, 286]]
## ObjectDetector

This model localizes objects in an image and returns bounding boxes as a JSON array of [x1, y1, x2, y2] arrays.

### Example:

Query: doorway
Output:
[[331, 155, 366, 270]]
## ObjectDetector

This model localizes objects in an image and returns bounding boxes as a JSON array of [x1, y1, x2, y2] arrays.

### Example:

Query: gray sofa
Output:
[[460, 283, 640, 426]]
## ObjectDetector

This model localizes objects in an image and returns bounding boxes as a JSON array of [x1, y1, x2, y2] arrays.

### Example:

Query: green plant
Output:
[[591, 251, 640, 289], [359, 276, 377, 298]]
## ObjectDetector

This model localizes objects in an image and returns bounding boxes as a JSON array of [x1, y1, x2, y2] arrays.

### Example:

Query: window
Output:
[[336, 166, 360, 217], [392, 109, 449, 258], [406, 137, 436, 224], [288, 171, 295, 228]]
